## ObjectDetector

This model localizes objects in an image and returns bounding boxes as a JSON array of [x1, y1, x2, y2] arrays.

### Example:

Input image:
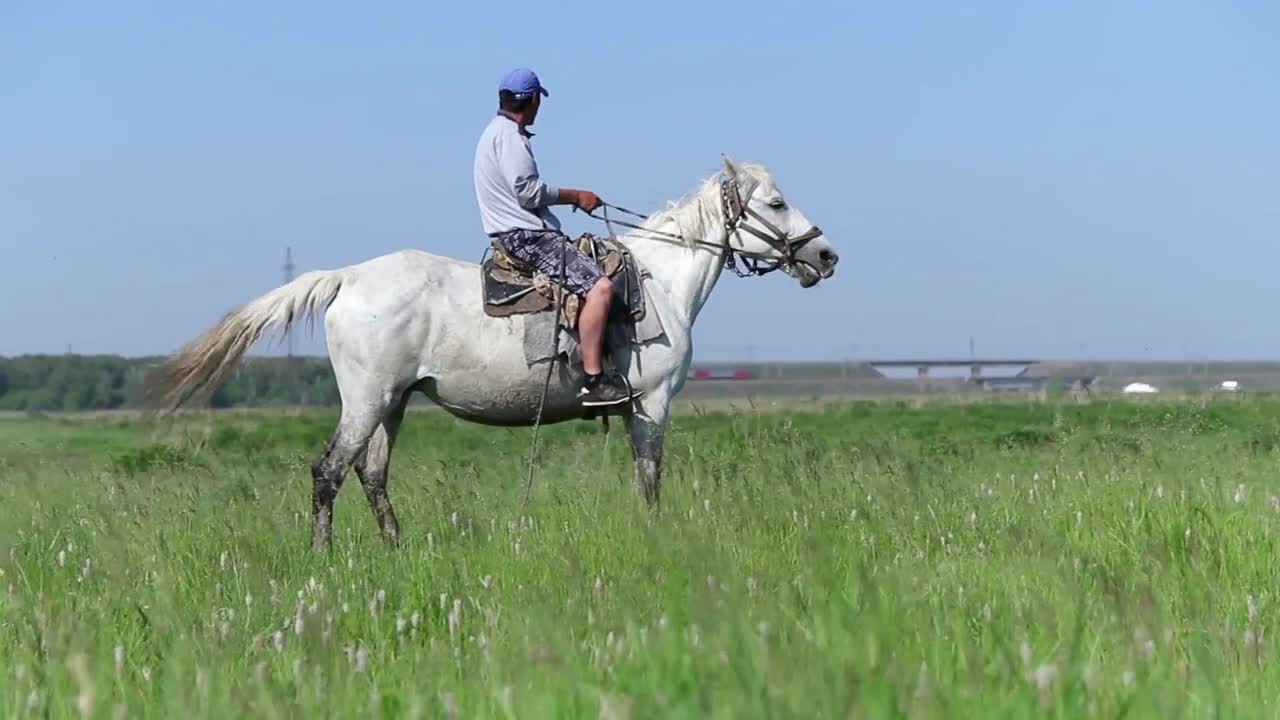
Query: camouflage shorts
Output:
[[493, 228, 604, 297]]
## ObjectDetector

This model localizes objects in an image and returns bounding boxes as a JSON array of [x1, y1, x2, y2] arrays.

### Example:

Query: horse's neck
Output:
[[619, 214, 725, 328]]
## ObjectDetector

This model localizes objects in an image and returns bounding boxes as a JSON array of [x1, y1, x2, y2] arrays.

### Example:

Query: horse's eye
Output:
[[768, 199, 786, 209]]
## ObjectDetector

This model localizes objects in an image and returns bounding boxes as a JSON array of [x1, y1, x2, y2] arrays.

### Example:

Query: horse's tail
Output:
[[144, 269, 345, 413]]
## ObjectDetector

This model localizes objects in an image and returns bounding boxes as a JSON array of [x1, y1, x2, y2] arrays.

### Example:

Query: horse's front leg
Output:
[[625, 398, 669, 507]]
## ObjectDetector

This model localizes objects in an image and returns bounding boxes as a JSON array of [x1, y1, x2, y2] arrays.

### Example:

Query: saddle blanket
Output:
[[521, 283, 667, 367], [478, 232, 667, 367]]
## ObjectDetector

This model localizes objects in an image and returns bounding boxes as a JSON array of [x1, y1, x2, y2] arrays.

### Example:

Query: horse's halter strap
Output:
[[718, 179, 824, 278]]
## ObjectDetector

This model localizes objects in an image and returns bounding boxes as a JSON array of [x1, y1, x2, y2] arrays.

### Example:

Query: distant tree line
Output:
[[0, 355, 340, 411]]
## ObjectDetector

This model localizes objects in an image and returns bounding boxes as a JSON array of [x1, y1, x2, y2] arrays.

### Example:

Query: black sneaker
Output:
[[578, 372, 633, 407]]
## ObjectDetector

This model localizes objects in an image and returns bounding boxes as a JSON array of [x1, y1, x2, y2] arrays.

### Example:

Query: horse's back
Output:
[[349, 247, 479, 278]]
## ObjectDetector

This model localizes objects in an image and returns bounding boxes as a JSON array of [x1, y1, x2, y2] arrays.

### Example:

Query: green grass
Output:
[[3, 395, 1280, 717]]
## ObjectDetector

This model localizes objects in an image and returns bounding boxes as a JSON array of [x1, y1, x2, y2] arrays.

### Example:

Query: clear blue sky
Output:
[[3, 2, 1278, 361]]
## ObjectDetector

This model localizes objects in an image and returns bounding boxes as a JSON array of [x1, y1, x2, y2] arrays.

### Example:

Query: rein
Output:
[[582, 178, 824, 279]]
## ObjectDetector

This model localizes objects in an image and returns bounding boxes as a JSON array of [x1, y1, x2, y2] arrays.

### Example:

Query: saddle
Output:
[[481, 233, 648, 332]]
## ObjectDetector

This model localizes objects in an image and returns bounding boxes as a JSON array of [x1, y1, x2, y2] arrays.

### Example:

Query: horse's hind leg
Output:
[[311, 407, 382, 550], [354, 390, 411, 544]]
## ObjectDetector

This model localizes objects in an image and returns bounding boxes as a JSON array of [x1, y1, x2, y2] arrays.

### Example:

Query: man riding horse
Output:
[[472, 67, 633, 407]]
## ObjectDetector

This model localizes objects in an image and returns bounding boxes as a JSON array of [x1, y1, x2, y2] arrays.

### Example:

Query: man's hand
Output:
[[559, 188, 603, 213], [575, 190, 603, 213]]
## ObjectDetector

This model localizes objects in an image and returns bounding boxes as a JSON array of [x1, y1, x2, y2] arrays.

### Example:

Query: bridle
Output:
[[717, 177, 824, 278], [588, 177, 825, 278]]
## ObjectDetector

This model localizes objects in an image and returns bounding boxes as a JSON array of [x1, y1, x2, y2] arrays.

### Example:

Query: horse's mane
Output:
[[632, 162, 772, 248]]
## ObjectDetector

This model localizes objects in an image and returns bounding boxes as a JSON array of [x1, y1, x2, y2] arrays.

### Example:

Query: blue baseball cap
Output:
[[498, 67, 549, 100]]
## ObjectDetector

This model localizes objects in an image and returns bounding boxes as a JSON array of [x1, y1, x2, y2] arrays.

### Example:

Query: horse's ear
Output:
[[721, 154, 739, 179]]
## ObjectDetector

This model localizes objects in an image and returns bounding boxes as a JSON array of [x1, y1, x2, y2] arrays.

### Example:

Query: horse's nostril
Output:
[[820, 250, 838, 266]]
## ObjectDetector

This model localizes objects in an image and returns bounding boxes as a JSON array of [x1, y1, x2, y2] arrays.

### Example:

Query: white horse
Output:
[[147, 156, 841, 548]]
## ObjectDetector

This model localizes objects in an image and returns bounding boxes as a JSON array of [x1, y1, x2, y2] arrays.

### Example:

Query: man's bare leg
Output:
[[575, 276, 633, 407], [579, 277, 614, 375]]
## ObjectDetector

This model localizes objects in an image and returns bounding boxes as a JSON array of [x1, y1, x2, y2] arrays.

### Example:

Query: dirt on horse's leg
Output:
[[311, 410, 380, 550], [354, 392, 410, 544], [626, 401, 669, 508]]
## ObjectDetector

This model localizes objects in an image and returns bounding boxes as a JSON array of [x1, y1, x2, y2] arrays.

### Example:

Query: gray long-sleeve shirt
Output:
[[473, 114, 562, 236]]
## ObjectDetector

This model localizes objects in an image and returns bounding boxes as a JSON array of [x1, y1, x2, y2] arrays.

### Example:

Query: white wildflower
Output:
[[449, 599, 462, 639], [1134, 626, 1155, 660], [1031, 663, 1057, 692], [914, 662, 930, 701], [354, 646, 368, 672]]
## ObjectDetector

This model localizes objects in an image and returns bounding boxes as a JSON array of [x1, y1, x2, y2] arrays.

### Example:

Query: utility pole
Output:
[[283, 247, 296, 357]]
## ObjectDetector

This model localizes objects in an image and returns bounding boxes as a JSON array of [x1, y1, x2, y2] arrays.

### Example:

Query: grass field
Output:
[[4, 395, 1280, 718]]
